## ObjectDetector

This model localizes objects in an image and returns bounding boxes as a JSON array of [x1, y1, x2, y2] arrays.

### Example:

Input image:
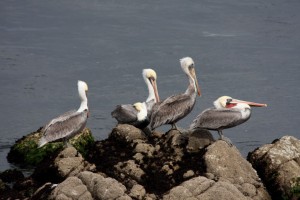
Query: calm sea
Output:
[[1, 0, 300, 171]]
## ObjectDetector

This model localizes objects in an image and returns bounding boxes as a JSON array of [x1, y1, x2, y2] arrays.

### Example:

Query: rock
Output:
[[248, 136, 300, 200], [186, 129, 214, 153], [129, 184, 146, 200], [110, 124, 147, 144], [25, 124, 273, 199], [7, 127, 94, 166], [204, 140, 271, 199], [50, 171, 131, 200], [163, 176, 248, 200], [183, 170, 195, 179], [33, 146, 95, 183], [134, 142, 155, 156], [78, 171, 130, 200], [0, 169, 24, 183], [88, 126, 208, 196], [49, 176, 93, 200], [114, 160, 145, 182], [54, 147, 95, 178]]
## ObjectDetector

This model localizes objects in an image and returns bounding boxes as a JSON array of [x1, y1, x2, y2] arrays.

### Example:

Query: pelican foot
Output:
[[219, 136, 233, 147], [171, 123, 179, 130]]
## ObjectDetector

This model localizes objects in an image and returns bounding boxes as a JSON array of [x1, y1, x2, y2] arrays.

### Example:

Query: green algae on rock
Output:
[[7, 127, 94, 166]]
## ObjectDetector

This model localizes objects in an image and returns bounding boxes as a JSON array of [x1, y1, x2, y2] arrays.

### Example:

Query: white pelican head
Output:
[[77, 80, 88, 112], [133, 102, 147, 121], [143, 68, 160, 102], [180, 57, 201, 96], [214, 96, 267, 109]]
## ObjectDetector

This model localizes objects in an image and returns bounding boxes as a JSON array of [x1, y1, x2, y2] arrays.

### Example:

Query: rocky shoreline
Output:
[[1, 125, 299, 200]]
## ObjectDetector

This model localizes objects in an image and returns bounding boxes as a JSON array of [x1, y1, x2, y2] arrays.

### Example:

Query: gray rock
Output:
[[50, 171, 131, 200], [129, 184, 146, 200], [114, 160, 145, 182], [134, 142, 155, 157], [186, 129, 214, 153], [54, 147, 95, 178], [49, 176, 93, 200], [110, 124, 147, 144], [248, 136, 300, 199], [78, 171, 131, 200], [163, 176, 248, 200], [164, 130, 187, 147], [133, 153, 144, 164], [183, 170, 195, 179], [204, 140, 271, 199]]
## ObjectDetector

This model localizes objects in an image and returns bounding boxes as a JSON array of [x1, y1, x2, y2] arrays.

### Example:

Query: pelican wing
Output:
[[190, 108, 243, 130], [42, 110, 88, 143], [111, 104, 138, 123], [150, 93, 194, 129], [41, 110, 77, 133]]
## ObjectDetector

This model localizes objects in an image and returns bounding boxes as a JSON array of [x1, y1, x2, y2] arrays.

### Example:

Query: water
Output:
[[1, 0, 300, 171]]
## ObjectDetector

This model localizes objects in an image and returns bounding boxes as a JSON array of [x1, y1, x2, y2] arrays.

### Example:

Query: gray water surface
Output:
[[1, 0, 300, 171]]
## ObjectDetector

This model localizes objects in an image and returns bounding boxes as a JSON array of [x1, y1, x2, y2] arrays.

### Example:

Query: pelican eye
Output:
[[226, 99, 233, 104], [188, 64, 194, 71], [148, 77, 155, 82]]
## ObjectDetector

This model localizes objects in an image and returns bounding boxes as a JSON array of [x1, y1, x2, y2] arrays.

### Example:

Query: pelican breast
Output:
[[150, 93, 196, 130]]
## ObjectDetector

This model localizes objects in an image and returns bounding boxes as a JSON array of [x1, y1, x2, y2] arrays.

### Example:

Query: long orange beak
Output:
[[150, 78, 160, 102], [231, 99, 267, 107]]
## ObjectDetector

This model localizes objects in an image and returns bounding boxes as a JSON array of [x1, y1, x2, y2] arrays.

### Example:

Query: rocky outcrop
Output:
[[204, 141, 270, 199], [7, 127, 94, 166], [88, 125, 213, 197], [162, 141, 271, 200], [248, 136, 300, 200], [9, 124, 300, 200], [87, 125, 270, 199]]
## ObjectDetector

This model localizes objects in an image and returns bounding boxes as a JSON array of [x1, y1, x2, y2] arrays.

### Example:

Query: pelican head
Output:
[[180, 57, 201, 96], [143, 68, 157, 80], [214, 96, 267, 109], [77, 80, 88, 112], [133, 102, 147, 121], [143, 68, 160, 102], [78, 80, 88, 93]]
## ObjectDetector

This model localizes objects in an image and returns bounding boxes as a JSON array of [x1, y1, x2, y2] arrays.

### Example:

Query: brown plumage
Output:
[[150, 57, 201, 130]]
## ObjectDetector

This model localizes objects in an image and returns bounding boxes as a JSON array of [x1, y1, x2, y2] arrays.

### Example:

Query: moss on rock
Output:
[[7, 127, 94, 166]]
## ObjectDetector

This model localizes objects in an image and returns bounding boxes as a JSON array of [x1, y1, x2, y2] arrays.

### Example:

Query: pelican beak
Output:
[[150, 78, 160, 102], [231, 99, 267, 107], [190, 68, 201, 96]]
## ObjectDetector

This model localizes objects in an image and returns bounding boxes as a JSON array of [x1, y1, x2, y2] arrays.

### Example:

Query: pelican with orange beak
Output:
[[189, 96, 267, 145]]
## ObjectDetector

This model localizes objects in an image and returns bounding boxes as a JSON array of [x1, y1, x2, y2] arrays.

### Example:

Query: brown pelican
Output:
[[128, 102, 149, 129], [38, 80, 89, 147], [111, 69, 160, 129], [189, 96, 267, 145], [150, 57, 201, 131]]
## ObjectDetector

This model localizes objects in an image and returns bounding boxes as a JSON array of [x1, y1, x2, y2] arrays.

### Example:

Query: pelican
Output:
[[38, 80, 89, 147], [124, 102, 149, 129], [111, 69, 160, 129], [189, 96, 267, 145], [150, 57, 201, 131]]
